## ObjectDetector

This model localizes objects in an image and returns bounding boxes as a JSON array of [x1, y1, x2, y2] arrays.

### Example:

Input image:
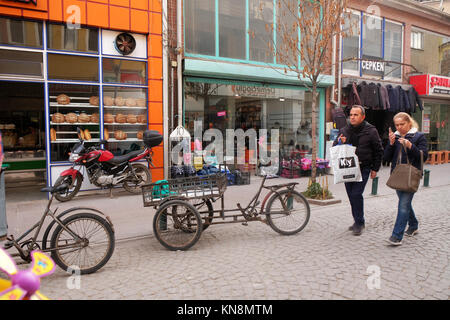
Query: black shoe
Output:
[[352, 224, 365, 236], [348, 224, 355, 231], [405, 227, 418, 237], [387, 236, 402, 246]]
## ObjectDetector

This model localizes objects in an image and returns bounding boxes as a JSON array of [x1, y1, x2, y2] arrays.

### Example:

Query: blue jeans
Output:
[[392, 190, 418, 240], [344, 168, 371, 226], [0, 170, 7, 237]]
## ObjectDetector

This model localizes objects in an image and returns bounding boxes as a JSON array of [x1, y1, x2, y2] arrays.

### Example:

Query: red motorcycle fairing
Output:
[[98, 150, 114, 162], [128, 149, 150, 162], [60, 168, 81, 181]]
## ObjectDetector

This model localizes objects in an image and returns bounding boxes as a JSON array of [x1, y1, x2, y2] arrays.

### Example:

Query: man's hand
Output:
[[370, 170, 377, 179]]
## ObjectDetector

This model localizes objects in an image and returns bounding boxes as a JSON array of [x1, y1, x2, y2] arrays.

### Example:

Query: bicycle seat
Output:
[[41, 183, 69, 194]]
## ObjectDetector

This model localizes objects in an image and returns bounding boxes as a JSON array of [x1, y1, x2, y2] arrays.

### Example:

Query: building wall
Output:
[[0, 0, 165, 181]]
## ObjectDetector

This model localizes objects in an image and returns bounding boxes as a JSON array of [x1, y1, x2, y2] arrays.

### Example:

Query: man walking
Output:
[[333, 105, 383, 235]]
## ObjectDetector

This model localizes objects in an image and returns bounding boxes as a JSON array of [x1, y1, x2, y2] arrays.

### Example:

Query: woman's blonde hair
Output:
[[393, 112, 419, 129]]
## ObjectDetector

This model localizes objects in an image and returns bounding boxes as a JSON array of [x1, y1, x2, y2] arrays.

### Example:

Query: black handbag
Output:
[[386, 145, 423, 193]]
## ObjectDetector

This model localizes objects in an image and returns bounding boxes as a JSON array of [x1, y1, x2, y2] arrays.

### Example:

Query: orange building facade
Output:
[[0, 0, 164, 190]]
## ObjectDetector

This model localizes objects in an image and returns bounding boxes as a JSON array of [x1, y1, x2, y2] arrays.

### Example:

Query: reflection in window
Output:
[[47, 23, 98, 53], [219, 0, 246, 59], [362, 15, 382, 60], [47, 53, 99, 81], [102, 58, 146, 85], [0, 17, 43, 48], [0, 49, 43, 78], [384, 21, 402, 79], [342, 13, 360, 72], [185, 0, 215, 55], [249, 0, 274, 63], [276, 0, 298, 65]]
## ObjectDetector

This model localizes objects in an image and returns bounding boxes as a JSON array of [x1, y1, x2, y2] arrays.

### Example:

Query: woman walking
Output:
[[384, 112, 428, 246]]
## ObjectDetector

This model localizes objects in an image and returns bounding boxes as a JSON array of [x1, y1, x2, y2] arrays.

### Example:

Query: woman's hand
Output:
[[338, 134, 346, 144], [398, 138, 412, 149], [388, 127, 396, 145]]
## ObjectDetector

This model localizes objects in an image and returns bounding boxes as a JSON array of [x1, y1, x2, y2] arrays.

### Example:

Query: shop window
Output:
[[341, 12, 360, 73], [0, 49, 43, 78], [102, 58, 146, 85], [384, 21, 402, 79], [411, 31, 423, 50], [0, 17, 43, 48], [48, 83, 100, 162], [47, 53, 99, 82], [47, 23, 98, 53], [276, 0, 299, 65], [185, 0, 216, 56], [102, 86, 148, 155], [219, 0, 246, 60], [249, 0, 274, 63], [362, 14, 382, 75]]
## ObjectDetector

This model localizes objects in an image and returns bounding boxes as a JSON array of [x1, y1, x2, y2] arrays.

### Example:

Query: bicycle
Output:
[[2, 183, 115, 275], [141, 172, 311, 251]]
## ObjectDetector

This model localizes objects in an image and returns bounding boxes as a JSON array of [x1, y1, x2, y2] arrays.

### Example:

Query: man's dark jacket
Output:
[[406, 87, 423, 113], [333, 121, 384, 172]]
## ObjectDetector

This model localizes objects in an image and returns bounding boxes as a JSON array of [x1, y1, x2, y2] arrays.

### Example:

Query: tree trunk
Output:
[[310, 82, 318, 183]]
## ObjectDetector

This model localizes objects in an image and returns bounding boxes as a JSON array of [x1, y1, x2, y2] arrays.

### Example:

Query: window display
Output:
[[49, 84, 100, 162], [102, 86, 147, 156]]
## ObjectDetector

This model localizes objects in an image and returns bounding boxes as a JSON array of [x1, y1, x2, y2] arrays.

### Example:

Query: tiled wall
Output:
[[0, 0, 165, 181]]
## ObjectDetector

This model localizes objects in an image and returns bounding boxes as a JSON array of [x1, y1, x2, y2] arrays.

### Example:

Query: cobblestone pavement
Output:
[[32, 182, 449, 300]]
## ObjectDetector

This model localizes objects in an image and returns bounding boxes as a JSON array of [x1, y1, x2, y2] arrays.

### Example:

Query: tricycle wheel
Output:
[[266, 189, 310, 235], [188, 198, 214, 231], [153, 200, 203, 251]]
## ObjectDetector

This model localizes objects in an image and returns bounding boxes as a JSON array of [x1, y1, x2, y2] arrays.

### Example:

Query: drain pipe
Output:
[[177, 0, 183, 127], [330, 34, 342, 109], [162, 0, 169, 178]]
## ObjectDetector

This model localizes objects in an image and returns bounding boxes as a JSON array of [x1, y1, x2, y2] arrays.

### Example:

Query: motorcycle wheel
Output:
[[123, 163, 152, 194], [54, 174, 83, 202]]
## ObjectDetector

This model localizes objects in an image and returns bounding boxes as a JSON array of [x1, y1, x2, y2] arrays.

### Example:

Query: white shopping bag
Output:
[[329, 144, 362, 184]]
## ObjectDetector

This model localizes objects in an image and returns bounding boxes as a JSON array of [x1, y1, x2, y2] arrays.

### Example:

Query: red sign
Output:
[[409, 74, 450, 97], [1, 0, 46, 11], [217, 111, 226, 117]]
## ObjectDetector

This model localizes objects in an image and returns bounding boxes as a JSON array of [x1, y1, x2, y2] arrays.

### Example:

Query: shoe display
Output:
[[387, 236, 402, 246]]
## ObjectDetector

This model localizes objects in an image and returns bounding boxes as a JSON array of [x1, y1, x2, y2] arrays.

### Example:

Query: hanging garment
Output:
[[358, 81, 380, 109], [398, 86, 412, 113], [386, 85, 401, 113], [343, 82, 362, 107], [406, 87, 423, 113], [377, 84, 390, 110]]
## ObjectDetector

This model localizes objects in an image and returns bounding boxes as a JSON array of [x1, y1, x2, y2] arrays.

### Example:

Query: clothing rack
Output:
[[341, 77, 413, 90]]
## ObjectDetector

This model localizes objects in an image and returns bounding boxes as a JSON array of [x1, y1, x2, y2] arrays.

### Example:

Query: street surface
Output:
[[2, 163, 450, 300]]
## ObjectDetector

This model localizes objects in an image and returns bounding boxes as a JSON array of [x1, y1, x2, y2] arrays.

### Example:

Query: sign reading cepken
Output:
[[361, 59, 385, 77]]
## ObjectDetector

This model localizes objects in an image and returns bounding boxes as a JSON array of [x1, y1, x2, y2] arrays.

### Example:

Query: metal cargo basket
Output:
[[141, 173, 228, 207]]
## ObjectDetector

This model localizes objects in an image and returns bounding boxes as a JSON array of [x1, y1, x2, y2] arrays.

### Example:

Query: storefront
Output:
[[409, 74, 450, 151], [0, 0, 164, 191]]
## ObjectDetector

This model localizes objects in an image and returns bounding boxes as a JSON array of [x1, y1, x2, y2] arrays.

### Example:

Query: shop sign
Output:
[[1, 0, 47, 11], [6, 0, 37, 4], [361, 57, 385, 77], [409, 74, 450, 97], [231, 85, 276, 98]]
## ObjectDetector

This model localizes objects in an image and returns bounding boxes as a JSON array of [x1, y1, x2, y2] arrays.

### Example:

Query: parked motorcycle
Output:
[[53, 128, 163, 202]]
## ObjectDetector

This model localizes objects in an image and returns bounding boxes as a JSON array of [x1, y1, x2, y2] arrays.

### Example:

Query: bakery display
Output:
[[78, 113, 91, 123], [78, 129, 85, 140], [89, 96, 99, 106], [65, 113, 78, 123], [126, 114, 137, 124], [137, 130, 144, 140], [90, 113, 99, 123], [104, 113, 114, 123], [114, 96, 125, 106], [114, 130, 127, 140], [115, 113, 127, 123], [50, 128, 56, 141], [126, 98, 137, 107], [84, 129, 92, 140], [137, 114, 147, 124], [104, 128, 109, 140], [52, 112, 65, 123], [56, 94, 70, 105], [136, 98, 146, 107], [103, 96, 114, 106]]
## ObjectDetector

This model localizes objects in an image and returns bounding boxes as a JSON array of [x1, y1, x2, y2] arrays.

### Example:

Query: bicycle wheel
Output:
[[188, 198, 214, 231], [50, 212, 115, 274], [123, 163, 152, 194], [153, 200, 203, 251], [265, 189, 310, 235], [54, 174, 82, 202]]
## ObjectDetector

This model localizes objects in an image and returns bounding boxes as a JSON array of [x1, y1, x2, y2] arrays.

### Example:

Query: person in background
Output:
[[0, 129, 7, 241], [333, 105, 384, 236], [383, 112, 428, 246]]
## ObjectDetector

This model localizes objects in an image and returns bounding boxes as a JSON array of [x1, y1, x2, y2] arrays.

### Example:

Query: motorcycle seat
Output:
[[107, 150, 143, 164]]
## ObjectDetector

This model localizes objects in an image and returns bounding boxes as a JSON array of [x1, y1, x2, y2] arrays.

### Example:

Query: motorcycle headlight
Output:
[[69, 153, 80, 162]]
